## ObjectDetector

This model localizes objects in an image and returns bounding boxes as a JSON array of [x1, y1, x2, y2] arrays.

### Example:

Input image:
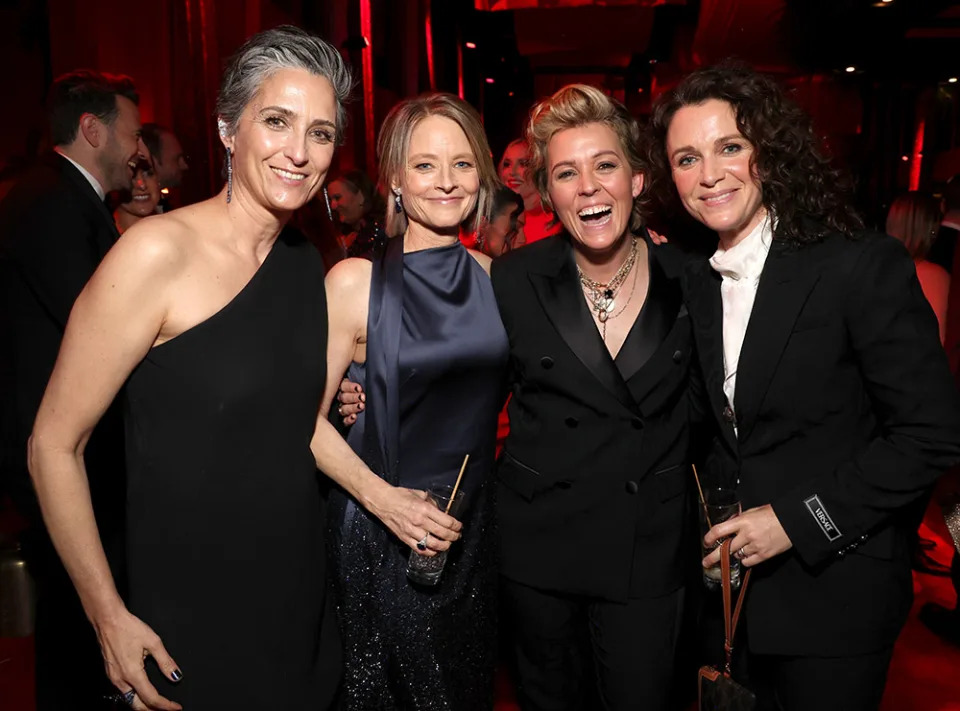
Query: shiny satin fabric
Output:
[[328, 236, 508, 710]]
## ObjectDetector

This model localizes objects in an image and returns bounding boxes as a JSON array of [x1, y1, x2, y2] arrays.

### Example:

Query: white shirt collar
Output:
[[709, 213, 773, 281], [54, 148, 106, 201]]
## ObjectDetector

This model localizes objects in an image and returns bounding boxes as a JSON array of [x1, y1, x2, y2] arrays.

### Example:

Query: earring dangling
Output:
[[323, 186, 333, 221], [225, 149, 233, 204], [394, 191, 403, 214]]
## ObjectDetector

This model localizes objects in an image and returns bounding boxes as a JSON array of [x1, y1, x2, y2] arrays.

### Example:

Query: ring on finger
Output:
[[416, 533, 429, 551], [735, 547, 747, 560]]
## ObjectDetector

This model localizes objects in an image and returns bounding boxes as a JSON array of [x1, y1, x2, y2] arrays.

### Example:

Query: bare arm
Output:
[[28, 222, 184, 710], [311, 259, 462, 553]]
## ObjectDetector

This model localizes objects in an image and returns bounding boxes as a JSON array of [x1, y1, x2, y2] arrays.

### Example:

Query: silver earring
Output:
[[394, 191, 403, 214], [323, 186, 333, 221], [225, 149, 233, 204]]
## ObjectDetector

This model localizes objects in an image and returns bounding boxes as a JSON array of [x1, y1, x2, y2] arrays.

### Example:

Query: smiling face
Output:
[[99, 96, 146, 193], [328, 178, 365, 229], [546, 122, 643, 255], [223, 67, 338, 214], [397, 115, 480, 237], [666, 99, 766, 246], [118, 160, 161, 217], [498, 140, 537, 205]]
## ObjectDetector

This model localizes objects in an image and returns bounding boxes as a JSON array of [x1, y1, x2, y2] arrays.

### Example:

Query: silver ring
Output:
[[416, 534, 429, 551], [123, 689, 136, 706], [735, 547, 747, 560]]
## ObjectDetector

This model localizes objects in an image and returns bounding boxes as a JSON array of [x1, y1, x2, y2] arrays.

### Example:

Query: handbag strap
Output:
[[719, 538, 752, 676]]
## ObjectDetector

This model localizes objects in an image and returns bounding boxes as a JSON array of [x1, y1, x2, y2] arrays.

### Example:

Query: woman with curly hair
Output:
[[647, 63, 960, 710]]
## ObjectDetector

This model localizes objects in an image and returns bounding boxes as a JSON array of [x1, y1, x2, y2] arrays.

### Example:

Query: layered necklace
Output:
[[577, 237, 639, 340]]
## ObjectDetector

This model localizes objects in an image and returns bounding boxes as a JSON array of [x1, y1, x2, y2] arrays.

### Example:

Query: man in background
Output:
[[0, 69, 146, 710]]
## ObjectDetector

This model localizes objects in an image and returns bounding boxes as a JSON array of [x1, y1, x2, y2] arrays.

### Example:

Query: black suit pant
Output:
[[502, 576, 685, 711], [745, 647, 894, 711]]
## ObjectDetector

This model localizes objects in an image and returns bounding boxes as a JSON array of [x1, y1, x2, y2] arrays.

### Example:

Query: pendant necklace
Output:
[[577, 237, 639, 339]]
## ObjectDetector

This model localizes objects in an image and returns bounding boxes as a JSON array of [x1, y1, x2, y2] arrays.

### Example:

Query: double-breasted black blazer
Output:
[[0, 152, 126, 555], [683, 228, 960, 656], [491, 232, 699, 603]]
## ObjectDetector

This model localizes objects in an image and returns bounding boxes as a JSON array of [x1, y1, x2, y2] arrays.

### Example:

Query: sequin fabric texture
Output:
[[328, 240, 507, 709]]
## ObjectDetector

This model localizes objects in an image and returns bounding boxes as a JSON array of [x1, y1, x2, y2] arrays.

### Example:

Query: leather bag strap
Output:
[[720, 538, 752, 676]]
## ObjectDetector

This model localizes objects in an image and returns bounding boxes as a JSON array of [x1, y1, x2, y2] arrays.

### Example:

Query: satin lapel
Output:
[[528, 239, 638, 415], [733, 240, 821, 443], [684, 258, 738, 450], [616, 237, 681, 385], [51, 153, 120, 251]]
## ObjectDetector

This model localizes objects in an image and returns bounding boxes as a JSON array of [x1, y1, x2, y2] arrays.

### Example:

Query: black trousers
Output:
[[745, 647, 895, 711], [501, 577, 685, 711]]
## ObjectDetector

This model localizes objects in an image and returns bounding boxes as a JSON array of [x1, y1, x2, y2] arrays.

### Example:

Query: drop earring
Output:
[[323, 186, 333, 221], [394, 191, 403, 214], [225, 149, 233, 204]]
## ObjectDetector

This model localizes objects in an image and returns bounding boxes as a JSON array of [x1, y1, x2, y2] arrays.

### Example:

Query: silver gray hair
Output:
[[216, 25, 353, 143]]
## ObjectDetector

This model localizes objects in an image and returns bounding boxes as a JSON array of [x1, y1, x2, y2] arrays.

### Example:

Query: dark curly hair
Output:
[[646, 62, 863, 244]]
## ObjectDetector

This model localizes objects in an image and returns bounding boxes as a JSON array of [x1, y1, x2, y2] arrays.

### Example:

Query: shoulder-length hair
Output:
[[646, 61, 863, 244], [377, 93, 499, 237], [886, 192, 940, 259], [525, 84, 648, 232]]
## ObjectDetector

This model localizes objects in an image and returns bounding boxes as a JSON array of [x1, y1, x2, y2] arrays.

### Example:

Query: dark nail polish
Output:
[[171, 669, 183, 682]]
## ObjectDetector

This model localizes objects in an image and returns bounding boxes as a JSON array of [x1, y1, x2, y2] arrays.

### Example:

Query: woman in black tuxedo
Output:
[[491, 84, 698, 711], [647, 63, 960, 710], [338, 85, 700, 709]]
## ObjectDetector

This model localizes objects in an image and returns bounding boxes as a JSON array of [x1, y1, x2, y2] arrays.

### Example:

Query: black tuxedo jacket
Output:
[[491, 233, 699, 603], [0, 152, 126, 557], [684, 229, 960, 656]]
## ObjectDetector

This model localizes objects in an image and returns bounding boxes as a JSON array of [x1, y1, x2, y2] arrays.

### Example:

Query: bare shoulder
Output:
[[326, 257, 373, 296], [467, 248, 493, 276], [96, 212, 191, 287]]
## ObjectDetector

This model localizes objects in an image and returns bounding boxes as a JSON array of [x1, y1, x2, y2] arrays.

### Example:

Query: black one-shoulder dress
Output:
[[123, 230, 341, 708]]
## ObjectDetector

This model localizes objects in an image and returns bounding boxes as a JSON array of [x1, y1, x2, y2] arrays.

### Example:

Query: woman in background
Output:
[[327, 168, 387, 258], [499, 137, 560, 244], [886, 191, 950, 343], [113, 157, 161, 234]]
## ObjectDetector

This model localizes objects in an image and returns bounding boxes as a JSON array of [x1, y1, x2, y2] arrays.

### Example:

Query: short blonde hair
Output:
[[377, 93, 499, 237], [886, 192, 941, 259], [526, 84, 647, 231]]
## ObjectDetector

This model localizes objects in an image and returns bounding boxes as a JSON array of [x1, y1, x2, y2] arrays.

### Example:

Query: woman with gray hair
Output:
[[27, 26, 349, 710]]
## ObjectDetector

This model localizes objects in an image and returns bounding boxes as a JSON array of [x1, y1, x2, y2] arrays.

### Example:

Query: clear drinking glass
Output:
[[699, 487, 742, 590], [406, 484, 465, 587]]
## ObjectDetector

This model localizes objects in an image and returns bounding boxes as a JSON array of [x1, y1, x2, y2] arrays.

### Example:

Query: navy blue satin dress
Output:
[[328, 236, 508, 710]]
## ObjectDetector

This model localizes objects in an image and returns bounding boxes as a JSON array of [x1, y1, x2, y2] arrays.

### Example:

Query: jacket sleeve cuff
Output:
[[771, 492, 843, 568]]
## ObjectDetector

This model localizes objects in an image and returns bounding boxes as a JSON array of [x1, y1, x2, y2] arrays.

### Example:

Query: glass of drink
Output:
[[406, 484, 465, 587], [699, 487, 741, 590]]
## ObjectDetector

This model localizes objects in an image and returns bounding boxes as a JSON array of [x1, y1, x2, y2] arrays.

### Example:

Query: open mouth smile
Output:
[[578, 204, 613, 226], [271, 167, 307, 182]]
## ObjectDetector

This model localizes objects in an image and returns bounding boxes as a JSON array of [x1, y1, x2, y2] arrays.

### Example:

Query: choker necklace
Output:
[[578, 237, 638, 338]]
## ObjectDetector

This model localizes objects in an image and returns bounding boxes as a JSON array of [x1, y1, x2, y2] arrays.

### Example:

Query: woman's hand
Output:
[[648, 228, 669, 245], [367, 484, 462, 554], [702, 504, 793, 569], [337, 379, 364, 425], [95, 607, 183, 711]]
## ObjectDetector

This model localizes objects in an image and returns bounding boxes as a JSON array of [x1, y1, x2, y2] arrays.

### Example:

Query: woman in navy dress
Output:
[[311, 94, 506, 710]]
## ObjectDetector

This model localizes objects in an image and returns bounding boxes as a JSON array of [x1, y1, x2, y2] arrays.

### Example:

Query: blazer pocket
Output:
[[497, 451, 552, 502], [653, 463, 688, 502]]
